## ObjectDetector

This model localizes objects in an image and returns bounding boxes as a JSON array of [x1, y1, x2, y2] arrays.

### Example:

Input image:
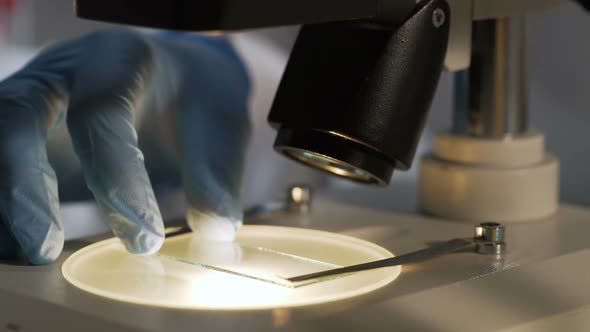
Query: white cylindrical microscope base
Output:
[[419, 132, 559, 223]]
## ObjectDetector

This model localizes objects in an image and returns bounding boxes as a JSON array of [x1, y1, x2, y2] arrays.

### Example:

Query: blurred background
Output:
[[0, 0, 588, 219]]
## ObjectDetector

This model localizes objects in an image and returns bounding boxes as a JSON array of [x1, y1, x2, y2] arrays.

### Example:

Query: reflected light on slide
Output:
[[189, 273, 290, 308]]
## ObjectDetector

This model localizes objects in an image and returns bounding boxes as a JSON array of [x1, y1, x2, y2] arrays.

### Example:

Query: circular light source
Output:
[[62, 226, 400, 310]]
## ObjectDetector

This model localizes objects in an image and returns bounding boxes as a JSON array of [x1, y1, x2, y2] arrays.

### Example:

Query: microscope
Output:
[[0, 1, 589, 331], [75, 0, 587, 224]]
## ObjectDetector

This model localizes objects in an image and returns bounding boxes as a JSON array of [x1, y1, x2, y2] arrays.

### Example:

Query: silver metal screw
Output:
[[286, 185, 312, 214], [432, 8, 446, 28], [474, 223, 506, 255]]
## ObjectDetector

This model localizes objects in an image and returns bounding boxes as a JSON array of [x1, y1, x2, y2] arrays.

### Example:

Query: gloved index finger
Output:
[[65, 29, 165, 254]]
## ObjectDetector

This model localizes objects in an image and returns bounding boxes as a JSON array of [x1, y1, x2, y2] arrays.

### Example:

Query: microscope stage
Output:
[[2, 195, 590, 332], [61, 226, 400, 310]]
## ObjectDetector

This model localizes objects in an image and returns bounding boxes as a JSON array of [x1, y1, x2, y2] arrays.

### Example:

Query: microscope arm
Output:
[[75, 0, 417, 31]]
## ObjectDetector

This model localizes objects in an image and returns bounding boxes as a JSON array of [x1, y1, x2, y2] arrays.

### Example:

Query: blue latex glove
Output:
[[0, 28, 251, 264]]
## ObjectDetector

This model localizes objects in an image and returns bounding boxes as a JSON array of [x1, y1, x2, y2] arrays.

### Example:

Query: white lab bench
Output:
[[1, 189, 590, 332]]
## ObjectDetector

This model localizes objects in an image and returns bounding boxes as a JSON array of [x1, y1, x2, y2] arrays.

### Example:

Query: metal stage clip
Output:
[[285, 223, 506, 284]]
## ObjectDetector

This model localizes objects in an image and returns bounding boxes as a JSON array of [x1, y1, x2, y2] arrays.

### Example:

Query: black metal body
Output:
[[74, 0, 415, 30], [576, 0, 590, 10], [270, 1, 450, 184]]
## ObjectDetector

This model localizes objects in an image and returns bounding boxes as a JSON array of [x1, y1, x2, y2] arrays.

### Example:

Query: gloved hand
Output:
[[0, 28, 251, 264]]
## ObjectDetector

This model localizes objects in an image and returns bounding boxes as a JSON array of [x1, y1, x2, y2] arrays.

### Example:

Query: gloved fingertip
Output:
[[23, 240, 64, 265], [5, 197, 65, 265], [110, 211, 165, 255], [118, 230, 164, 255], [187, 208, 242, 242], [124, 233, 164, 256]]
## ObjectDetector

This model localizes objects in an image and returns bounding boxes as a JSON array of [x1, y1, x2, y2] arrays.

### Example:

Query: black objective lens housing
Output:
[[269, 1, 450, 185]]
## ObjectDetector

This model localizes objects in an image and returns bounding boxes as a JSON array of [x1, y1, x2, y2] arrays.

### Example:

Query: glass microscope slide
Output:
[[157, 238, 341, 288]]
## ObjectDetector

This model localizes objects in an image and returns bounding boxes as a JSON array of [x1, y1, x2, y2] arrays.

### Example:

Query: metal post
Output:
[[452, 17, 528, 138]]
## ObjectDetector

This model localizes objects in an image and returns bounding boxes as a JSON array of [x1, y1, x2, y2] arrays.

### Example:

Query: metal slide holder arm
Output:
[[286, 223, 506, 284]]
